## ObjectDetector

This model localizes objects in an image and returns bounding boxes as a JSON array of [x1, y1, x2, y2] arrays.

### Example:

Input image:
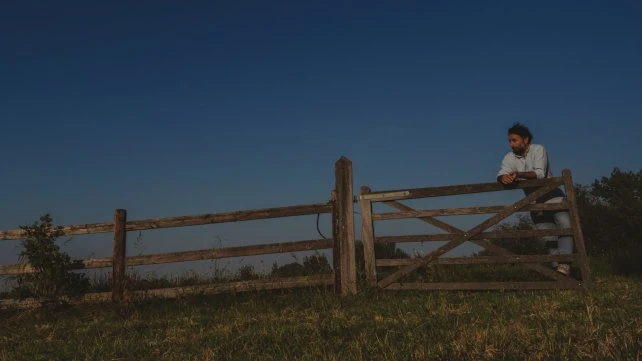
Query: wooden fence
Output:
[[358, 169, 591, 291], [0, 157, 358, 307], [0, 158, 592, 307]]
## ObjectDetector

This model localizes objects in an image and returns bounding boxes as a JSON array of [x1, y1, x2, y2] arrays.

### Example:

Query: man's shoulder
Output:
[[502, 151, 515, 159], [529, 144, 547, 152]]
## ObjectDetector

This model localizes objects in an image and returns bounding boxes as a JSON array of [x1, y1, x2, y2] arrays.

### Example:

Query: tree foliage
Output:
[[575, 167, 642, 276], [576, 167, 642, 255], [480, 167, 641, 276]]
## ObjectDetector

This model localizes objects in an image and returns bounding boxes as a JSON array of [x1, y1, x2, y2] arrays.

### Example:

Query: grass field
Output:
[[1, 264, 641, 361]]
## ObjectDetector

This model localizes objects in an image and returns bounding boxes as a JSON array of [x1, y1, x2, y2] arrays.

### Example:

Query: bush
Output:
[[13, 214, 89, 302], [575, 167, 642, 276], [270, 253, 332, 277], [238, 265, 258, 280], [609, 244, 642, 277]]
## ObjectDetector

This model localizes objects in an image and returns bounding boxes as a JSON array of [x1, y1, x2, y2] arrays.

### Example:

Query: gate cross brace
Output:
[[377, 181, 567, 288], [382, 201, 575, 285]]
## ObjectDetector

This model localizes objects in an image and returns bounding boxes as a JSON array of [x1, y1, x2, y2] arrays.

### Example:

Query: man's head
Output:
[[507, 122, 533, 156]]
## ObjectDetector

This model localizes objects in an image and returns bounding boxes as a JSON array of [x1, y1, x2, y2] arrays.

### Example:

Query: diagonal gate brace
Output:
[[377, 181, 563, 288], [382, 201, 575, 284]]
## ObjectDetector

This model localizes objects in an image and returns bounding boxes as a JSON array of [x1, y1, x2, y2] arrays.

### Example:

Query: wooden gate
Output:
[[358, 169, 591, 290]]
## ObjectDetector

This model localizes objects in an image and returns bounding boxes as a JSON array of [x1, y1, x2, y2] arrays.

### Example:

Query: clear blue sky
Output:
[[1, 1, 641, 273]]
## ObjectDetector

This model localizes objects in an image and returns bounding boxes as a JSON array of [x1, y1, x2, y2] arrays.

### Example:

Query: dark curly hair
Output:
[[508, 122, 533, 142]]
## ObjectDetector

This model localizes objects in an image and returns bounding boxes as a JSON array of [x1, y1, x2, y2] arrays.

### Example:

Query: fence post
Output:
[[359, 186, 377, 288], [331, 190, 341, 294], [333, 156, 357, 295], [561, 169, 592, 285], [112, 209, 127, 302]]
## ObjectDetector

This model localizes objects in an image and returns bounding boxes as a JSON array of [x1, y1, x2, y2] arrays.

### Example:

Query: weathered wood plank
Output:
[[333, 156, 357, 295], [0, 222, 114, 241], [377, 181, 564, 288], [0, 298, 41, 309], [375, 228, 573, 244], [0, 263, 31, 275], [0, 239, 333, 275], [0, 257, 114, 275], [125, 239, 333, 267], [362, 177, 563, 202], [359, 186, 377, 288], [134, 274, 335, 298], [0, 275, 335, 309], [376, 254, 577, 267], [562, 169, 592, 285], [125, 203, 333, 232], [373, 202, 569, 220], [112, 209, 127, 302], [385, 281, 580, 291], [382, 201, 462, 234], [471, 239, 575, 284], [331, 190, 340, 293], [0, 203, 333, 241]]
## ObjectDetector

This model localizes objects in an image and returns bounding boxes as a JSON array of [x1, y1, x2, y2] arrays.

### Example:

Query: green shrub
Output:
[[13, 214, 89, 303], [270, 253, 332, 277], [238, 265, 258, 280], [575, 167, 642, 276], [576, 168, 642, 254], [609, 244, 642, 277]]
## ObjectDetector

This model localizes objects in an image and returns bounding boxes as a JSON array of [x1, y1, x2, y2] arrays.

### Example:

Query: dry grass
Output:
[[1, 273, 641, 361]]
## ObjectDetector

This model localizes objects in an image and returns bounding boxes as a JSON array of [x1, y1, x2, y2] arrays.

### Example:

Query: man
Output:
[[496, 122, 573, 276]]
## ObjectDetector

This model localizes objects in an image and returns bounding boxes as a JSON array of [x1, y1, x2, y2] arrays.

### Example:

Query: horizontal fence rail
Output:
[[376, 254, 577, 267], [0, 203, 333, 241], [385, 282, 571, 291], [0, 156, 358, 307], [372, 202, 569, 220], [0, 275, 335, 309], [0, 238, 333, 276], [359, 177, 564, 202], [375, 228, 573, 244]]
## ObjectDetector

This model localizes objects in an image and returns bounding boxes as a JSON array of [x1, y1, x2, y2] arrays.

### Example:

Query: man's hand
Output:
[[498, 172, 517, 185]]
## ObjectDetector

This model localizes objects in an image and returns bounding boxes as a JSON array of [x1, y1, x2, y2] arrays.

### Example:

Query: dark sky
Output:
[[1, 0, 640, 270]]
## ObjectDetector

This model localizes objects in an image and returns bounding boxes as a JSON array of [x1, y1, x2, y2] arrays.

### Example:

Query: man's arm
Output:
[[497, 173, 517, 184], [497, 154, 517, 184]]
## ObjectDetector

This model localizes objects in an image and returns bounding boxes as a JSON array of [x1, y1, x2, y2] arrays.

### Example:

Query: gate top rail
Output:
[[359, 174, 565, 202]]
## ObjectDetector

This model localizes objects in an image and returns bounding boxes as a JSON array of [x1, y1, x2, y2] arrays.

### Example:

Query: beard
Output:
[[511, 146, 526, 156]]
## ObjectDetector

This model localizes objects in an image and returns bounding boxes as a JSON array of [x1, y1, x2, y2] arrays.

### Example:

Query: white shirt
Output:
[[497, 144, 552, 180], [497, 144, 565, 203]]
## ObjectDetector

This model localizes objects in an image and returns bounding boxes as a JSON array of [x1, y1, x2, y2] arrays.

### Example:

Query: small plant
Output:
[[14, 214, 89, 303], [270, 252, 332, 277], [238, 265, 258, 280]]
